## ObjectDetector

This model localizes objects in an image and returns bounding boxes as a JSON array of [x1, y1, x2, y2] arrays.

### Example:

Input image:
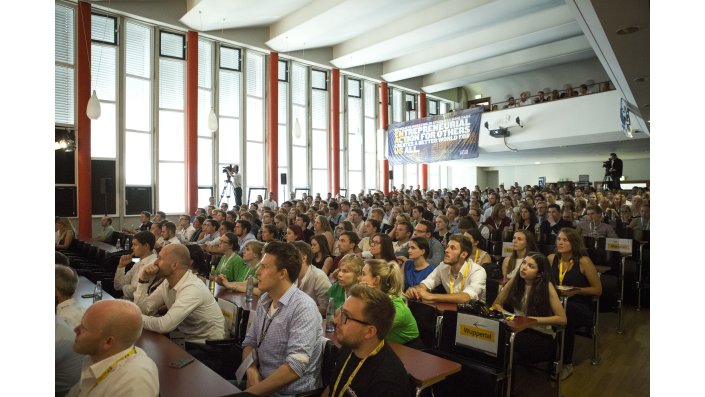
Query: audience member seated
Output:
[[94, 216, 115, 243], [150, 221, 165, 251], [432, 215, 452, 248], [220, 241, 264, 296], [358, 218, 381, 257], [392, 221, 413, 257], [628, 204, 650, 242], [517, 91, 531, 106], [539, 204, 574, 242], [325, 231, 360, 278], [177, 214, 196, 243], [66, 300, 159, 397], [492, 252, 567, 370], [502, 230, 539, 281], [503, 95, 517, 109], [326, 285, 413, 397], [328, 254, 364, 309], [547, 228, 602, 379], [575, 205, 617, 238], [56, 317, 82, 397], [136, 211, 153, 233], [402, 237, 435, 291], [189, 216, 206, 243], [55, 265, 85, 328], [405, 235, 487, 303], [56, 217, 75, 250], [161, 221, 180, 245], [212, 232, 247, 283], [240, 241, 323, 396], [360, 259, 420, 345], [114, 231, 157, 300], [235, 219, 257, 253], [293, 241, 332, 316], [285, 224, 306, 243], [195, 219, 220, 246], [313, 215, 336, 253], [134, 244, 226, 343]]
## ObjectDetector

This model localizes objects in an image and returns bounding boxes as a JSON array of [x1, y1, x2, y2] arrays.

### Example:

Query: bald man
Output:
[[134, 243, 226, 343], [67, 300, 159, 397]]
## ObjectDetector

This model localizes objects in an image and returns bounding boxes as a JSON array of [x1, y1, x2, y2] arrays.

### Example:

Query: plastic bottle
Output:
[[125, 238, 131, 251], [116, 238, 122, 250], [93, 281, 103, 303], [325, 297, 336, 333], [246, 277, 254, 302], [209, 264, 216, 295]]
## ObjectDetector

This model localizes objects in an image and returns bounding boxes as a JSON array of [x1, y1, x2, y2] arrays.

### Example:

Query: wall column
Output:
[[77, 1, 92, 237], [381, 82, 389, 195], [186, 31, 198, 213], [267, 52, 279, 201], [419, 92, 428, 191], [331, 69, 340, 196]]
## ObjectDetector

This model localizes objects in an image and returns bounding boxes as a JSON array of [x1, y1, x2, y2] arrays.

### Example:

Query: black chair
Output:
[[562, 294, 601, 366], [295, 338, 340, 397], [408, 300, 441, 349]]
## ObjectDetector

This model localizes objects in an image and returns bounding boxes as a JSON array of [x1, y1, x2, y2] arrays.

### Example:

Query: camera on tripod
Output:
[[222, 164, 237, 181], [602, 160, 610, 169]]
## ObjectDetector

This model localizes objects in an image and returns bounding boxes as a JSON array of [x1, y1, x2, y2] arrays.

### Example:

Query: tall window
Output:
[[91, 14, 118, 159], [429, 165, 440, 190], [363, 81, 377, 192], [245, 51, 265, 194], [311, 69, 328, 197], [55, 3, 74, 126], [218, 46, 242, 207], [291, 63, 309, 197], [347, 78, 363, 196], [428, 99, 439, 116], [440, 101, 449, 114], [278, 60, 289, 201], [124, 21, 152, 191], [198, 39, 215, 207], [392, 88, 403, 124], [158, 30, 186, 213]]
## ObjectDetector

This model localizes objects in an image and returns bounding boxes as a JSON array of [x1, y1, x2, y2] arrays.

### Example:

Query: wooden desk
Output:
[[215, 284, 259, 311], [74, 276, 115, 308], [136, 330, 241, 397], [86, 239, 120, 254]]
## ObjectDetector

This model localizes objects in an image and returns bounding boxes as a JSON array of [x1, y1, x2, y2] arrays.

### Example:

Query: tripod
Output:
[[601, 174, 612, 191], [219, 177, 237, 207]]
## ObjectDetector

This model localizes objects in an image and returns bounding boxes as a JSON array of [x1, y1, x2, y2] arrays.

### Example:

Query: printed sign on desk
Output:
[[502, 242, 513, 257], [605, 238, 632, 254], [455, 312, 500, 356]]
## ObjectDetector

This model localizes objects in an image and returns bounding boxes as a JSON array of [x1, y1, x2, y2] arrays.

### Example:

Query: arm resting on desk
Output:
[[409, 284, 472, 304], [140, 284, 205, 334]]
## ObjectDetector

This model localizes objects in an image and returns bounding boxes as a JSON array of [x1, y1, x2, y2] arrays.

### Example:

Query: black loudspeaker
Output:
[[92, 159, 116, 215], [281, 173, 287, 184], [389, 170, 394, 180], [405, 100, 414, 111]]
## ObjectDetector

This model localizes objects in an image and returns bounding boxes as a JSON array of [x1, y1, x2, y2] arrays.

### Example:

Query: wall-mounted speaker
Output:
[[281, 173, 287, 185]]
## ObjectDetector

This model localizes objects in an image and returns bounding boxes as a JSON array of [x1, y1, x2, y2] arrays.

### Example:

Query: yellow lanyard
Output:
[[558, 259, 573, 286], [449, 262, 469, 293], [473, 249, 479, 264], [85, 347, 137, 395], [331, 340, 385, 397]]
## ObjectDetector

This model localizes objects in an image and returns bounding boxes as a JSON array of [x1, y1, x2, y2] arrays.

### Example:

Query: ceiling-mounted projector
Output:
[[489, 127, 510, 138]]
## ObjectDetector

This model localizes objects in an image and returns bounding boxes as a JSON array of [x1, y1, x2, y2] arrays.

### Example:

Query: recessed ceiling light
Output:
[[616, 26, 640, 35], [534, 161, 541, 165]]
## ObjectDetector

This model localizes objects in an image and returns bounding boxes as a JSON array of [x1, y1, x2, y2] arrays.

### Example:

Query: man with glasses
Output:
[[576, 205, 617, 238], [240, 241, 322, 396], [326, 284, 411, 397], [535, 202, 549, 224], [397, 220, 444, 266], [177, 215, 196, 243]]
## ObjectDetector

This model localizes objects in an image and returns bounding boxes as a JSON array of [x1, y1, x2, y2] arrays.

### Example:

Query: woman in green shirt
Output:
[[220, 241, 264, 295], [214, 232, 247, 283], [327, 254, 363, 309], [359, 259, 420, 346]]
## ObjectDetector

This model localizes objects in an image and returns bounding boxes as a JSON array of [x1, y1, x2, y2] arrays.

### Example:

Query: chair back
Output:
[[408, 300, 439, 349], [217, 298, 239, 338]]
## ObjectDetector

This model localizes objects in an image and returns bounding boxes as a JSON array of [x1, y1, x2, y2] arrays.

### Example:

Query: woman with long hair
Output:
[[221, 241, 264, 295], [370, 233, 397, 262], [55, 217, 75, 250], [359, 259, 420, 345], [327, 254, 363, 309], [310, 234, 333, 271], [492, 252, 566, 364], [502, 230, 539, 280], [514, 205, 537, 235], [547, 228, 602, 379], [463, 228, 492, 266], [259, 224, 278, 243], [285, 224, 306, 243], [432, 215, 452, 247], [402, 237, 434, 291], [313, 215, 335, 253], [273, 213, 288, 241]]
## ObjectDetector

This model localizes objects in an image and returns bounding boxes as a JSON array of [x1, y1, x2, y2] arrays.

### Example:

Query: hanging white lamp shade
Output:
[[208, 107, 218, 132], [86, 90, 101, 120], [293, 118, 302, 138]]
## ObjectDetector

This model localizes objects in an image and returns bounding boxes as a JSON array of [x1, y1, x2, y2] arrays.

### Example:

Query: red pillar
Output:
[[419, 92, 428, 191], [331, 69, 340, 196], [267, 52, 279, 201], [76, 1, 92, 238], [381, 82, 389, 195], [186, 31, 198, 214]]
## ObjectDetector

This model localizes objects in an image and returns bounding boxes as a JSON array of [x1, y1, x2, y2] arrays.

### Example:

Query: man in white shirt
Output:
[[67, 300, 159, 397], [56, 265, 85, 328], [393, 221, 413, 256], [195, 219, 220, 246], [161, 221, 181, 245], [56, 317, 83, 396], [406, 235, 487, 303], [232, 164, 243, 207], [177, 214, 196, 243], [348, 208, 366, 239], [293, 241, 331, 316], [262, 191, 278, 210], [134, 243, 226, 343], [114, 231, 157, 300]]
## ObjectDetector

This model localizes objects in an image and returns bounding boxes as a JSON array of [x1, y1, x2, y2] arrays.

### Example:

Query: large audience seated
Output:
[[56, 180, 648, 394]]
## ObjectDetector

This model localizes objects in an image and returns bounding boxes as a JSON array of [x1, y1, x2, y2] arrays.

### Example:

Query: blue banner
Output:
[[387, 107, 482, 165]]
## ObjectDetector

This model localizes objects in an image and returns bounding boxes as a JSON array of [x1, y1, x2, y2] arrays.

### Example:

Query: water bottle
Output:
[[246, 277, 254, 302], [208, 264, 216, 295], [325, 297, 336, 333], [116, 238, 122, 250], [93, 281, 103, 303], [125, 238, 131, 251]]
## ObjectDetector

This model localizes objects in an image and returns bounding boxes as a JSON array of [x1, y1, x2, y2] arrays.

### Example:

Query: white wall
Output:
[[488, 158, 649, 187]]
